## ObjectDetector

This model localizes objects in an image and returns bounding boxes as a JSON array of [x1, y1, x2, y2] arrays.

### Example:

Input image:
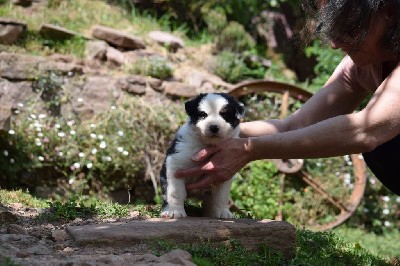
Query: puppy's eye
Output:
[[199, 111, 207, 119]]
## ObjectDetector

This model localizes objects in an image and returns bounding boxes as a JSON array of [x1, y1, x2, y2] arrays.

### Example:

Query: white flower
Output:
[[384, 221, 391, 227], [55, 124, 61, 129], [38, 156, 44, 161], [316, 162, 322, 167], [78, 152, 84, 158], [30, 114, 37, 119], [86, 163, 93, 169], [117, 147, 124, 152], [90, 124, 96, 128], [35, 141, 42, 147], [77, 97, 83, 103], [105, 156, 112, 162], [17, 103, 24, 108], [14, 110, 20, 114], [70, 130, 76, 135], [69, 177, 75, 185], [37, 132, 44, 137], [122, 151, 129, 156], [8, 130, 15, 135], [3, 150, 8, 157], [73, 162, 80, 169], [67, 120, 75, 126], [383, 209, 390, 215], [98, 135, 104, 140], [99, 141, 106, 149], [369, 178, 376, 185], [58, 152, 63, 157], [38, 114, 47, 119], [91, 148, 97, 155], [396, 197, 400, 203], [382, 196, 390, 202], [10, 158, 14, 164], [90, 133, 97, 139], [343, 155, 350, 162], [58, 132, 66, 137], [35, 127, 42, 132], [117, 130, 124, 136], [111, 106, 116, 110], [33, 122, 42, 128]]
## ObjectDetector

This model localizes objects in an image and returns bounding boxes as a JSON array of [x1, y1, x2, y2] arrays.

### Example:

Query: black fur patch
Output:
[[184, 93, 208, 125], [216, 93, 244, 128]]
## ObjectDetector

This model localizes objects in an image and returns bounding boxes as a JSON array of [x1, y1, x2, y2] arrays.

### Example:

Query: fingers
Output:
[[191, 145, 220, 162], [185, 175, 218, 190], [175, 161, 215, 178]]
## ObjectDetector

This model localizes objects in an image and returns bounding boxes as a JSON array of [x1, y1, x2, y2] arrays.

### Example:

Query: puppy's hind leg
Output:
[[203, 179, 234, 219]]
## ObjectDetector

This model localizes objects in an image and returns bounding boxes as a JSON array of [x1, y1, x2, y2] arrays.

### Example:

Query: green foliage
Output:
[[213, 51, 266, 83], [43, 195, 129, 221], [152, 239, 285, 266], [346, 174, 400, 234], [1, 93, 185, 195], [203, 8, 227, 36], [305, 40, 344, 92], [333, 226, 400, 259], [294, 229, 393, 266], [127, 56, 174, 80], [215, 21, 255, 53], [0, 188, 49, 208], [151, 229, 393, 265], [32, 71, 64, 116], [232, 161, 282, 219]]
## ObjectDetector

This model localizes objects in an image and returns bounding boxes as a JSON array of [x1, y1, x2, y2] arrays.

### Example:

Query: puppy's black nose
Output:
[[209, 125, 219, 134]]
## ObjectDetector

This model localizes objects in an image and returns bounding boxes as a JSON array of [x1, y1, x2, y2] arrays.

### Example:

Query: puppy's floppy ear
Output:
[[185, 93, 206, 116]]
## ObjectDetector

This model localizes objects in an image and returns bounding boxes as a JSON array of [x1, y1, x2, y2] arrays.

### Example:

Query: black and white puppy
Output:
[[160, 93, 245, 219]]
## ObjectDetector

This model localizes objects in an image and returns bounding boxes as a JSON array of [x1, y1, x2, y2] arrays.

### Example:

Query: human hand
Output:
[[174, 138, 251, 190]]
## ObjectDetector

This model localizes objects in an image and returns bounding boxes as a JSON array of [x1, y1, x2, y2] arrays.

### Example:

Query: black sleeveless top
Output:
[[363, 135, 400, 195]]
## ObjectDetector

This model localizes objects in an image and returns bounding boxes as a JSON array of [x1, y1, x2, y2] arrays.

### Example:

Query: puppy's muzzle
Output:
[[209, 124, 220, 134]]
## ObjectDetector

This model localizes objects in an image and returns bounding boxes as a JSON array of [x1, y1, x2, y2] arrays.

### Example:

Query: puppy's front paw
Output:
[[161, 208, 187, 219], [211, 208, 233, 219]]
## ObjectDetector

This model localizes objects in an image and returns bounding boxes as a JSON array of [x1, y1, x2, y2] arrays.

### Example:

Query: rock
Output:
[[7, 224, 28, 235], [116, 75, 163, 95], [11, 0, 32, 7], [15, 250, 30, 258], [106, 46, 126, 66], [85, 40, 109, 61], [0, 52, 82, 80], [92, 25, 146, 50], [0, 103, 12, 132], [159, 249, 194, 266], [67, 218, 296, 259], [26, 244, 52, 255], [148, 31, 184, 52], [68, 75, 123, 119], [163, 81, 198, 98], [0, 209, 18, 224], [0, 18, 27, 45], [51, 229, 69, 242], [40, 23, 82, 40]]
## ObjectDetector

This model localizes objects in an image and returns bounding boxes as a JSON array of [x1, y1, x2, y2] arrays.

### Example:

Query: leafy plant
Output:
[[305, 40, 344, 92], [128, 56, 174, 80], [213, 51, 266, 83], [215, 21, 255, 53]]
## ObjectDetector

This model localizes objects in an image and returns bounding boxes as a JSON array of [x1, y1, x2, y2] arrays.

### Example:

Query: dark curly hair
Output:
[[301, 0, 400, 55]]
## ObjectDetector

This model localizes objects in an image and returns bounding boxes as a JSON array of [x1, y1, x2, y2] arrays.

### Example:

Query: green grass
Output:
[[150, 229, 395, 266], [0, 188, 49, 208], [333, 226, 400, 260]]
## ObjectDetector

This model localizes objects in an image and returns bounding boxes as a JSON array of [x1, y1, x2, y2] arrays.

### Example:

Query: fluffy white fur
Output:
[[161, 93, 243, 219]]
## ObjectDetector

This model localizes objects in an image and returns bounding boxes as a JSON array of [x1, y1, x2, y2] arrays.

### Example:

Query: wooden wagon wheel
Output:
[[228, 79, 367, 231]]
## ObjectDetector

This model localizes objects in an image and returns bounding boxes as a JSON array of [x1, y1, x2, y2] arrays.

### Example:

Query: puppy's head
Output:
[[185, 93, 245, 144]]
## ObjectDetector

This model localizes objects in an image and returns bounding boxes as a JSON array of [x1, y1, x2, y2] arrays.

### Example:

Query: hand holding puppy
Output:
[[175, 138, 251, 190]]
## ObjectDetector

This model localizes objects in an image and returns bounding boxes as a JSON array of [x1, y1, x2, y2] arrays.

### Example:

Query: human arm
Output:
[[176, 61, 400, 189]]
